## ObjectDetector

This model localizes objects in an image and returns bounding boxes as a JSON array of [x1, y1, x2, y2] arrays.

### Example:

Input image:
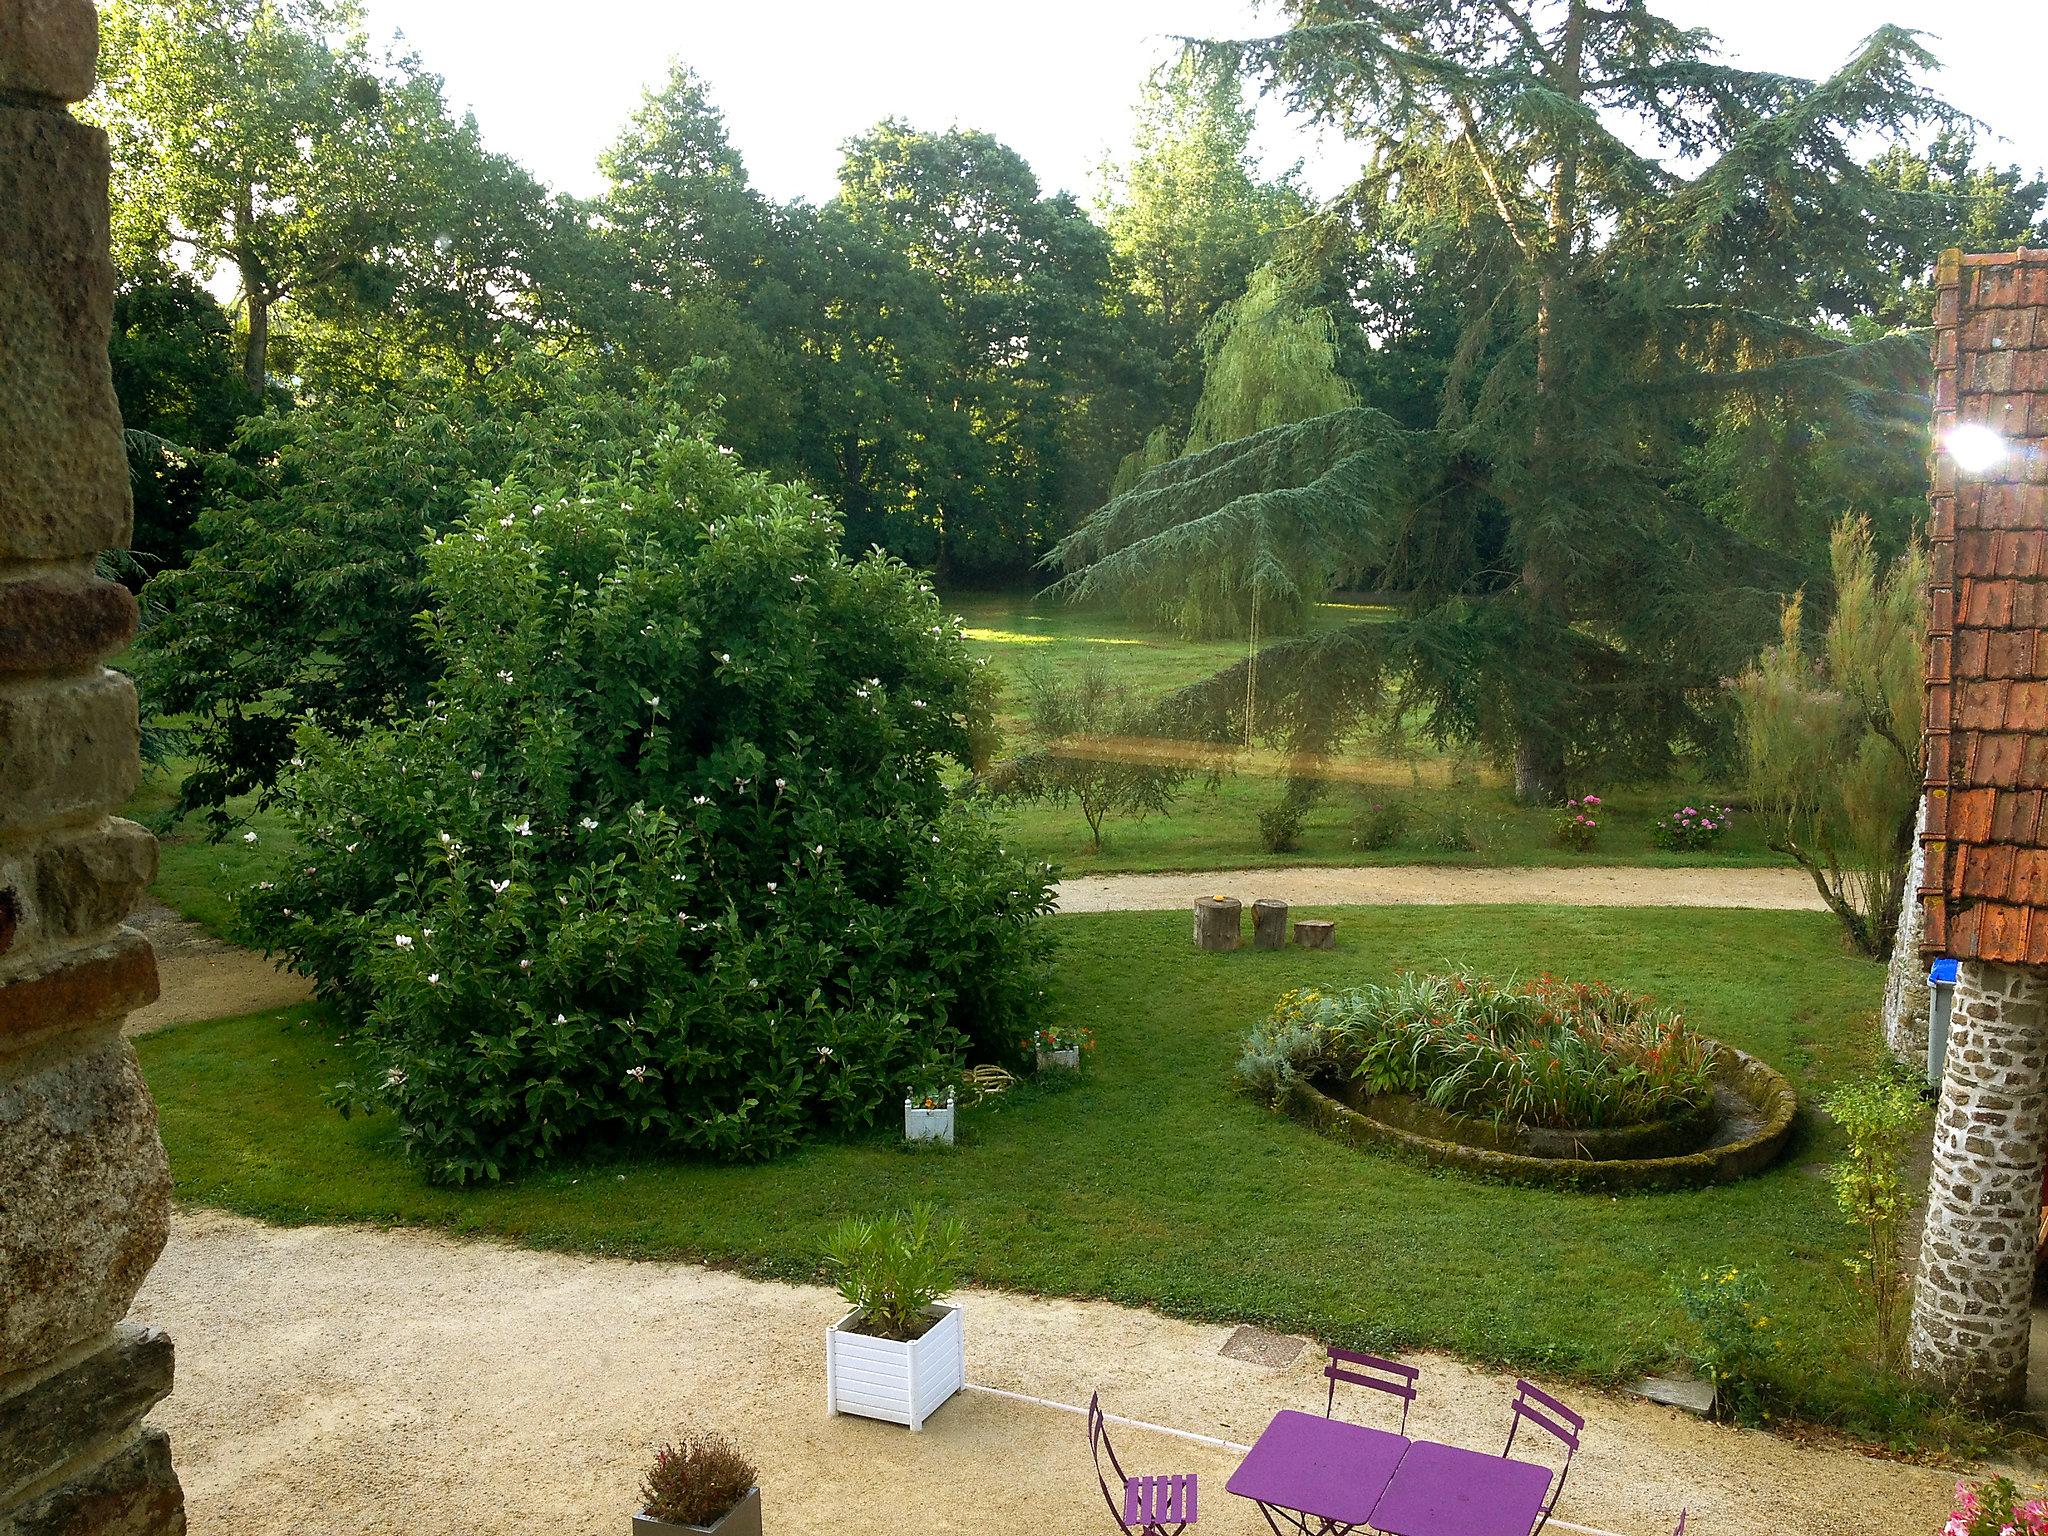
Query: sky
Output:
[[357, 1, 2048, 207]]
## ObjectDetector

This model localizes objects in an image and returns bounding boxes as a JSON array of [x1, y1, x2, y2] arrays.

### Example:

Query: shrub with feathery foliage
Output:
[[243, 429, 1054, 1183]]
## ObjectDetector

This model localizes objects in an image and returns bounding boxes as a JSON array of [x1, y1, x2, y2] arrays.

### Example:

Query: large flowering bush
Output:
[[1243, 971, 1712, 1130], [1943, 1478, 2048, 1536], [244, 431, 1054, 1182], [1653, 802, 1734, 853]]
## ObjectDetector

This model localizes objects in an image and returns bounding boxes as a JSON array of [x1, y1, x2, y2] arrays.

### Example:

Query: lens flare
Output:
[[1946, 422, 2009, 474]]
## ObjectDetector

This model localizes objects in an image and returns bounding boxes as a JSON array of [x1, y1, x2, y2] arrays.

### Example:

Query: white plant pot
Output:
[[1036, 1047, 1080, 1073], [903, 1095, 955, 1145], [825, 1302, 964, 1431]]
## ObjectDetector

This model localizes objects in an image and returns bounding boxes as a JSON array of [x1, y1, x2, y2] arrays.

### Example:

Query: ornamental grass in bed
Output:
[[1249, 971, 1714, 1131]]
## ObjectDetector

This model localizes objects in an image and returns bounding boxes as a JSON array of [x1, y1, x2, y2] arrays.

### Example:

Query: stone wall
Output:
[[1883, 794, 1931, 1064], [0, 2, 184, 1530], [1908, 959, 2048, 1405]]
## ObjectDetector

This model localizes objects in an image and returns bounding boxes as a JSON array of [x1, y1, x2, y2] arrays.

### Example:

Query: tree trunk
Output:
[[1293, 919, 1336, 950], [1252, 899, 1289, 949], [1512, 1, 1587, 812], [242, 291, 268, 394], [1193, 895, 1241, 951]]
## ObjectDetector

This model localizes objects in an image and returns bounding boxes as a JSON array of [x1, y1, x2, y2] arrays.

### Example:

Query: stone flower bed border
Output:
[[1277, 1041, 1797, 1194]]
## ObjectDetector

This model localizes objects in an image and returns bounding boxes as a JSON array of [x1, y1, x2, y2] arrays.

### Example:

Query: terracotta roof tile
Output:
[[1923, 249, 2048, 966]]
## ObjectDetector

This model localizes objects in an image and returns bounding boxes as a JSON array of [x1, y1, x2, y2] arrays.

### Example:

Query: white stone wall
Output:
[[1883, 795, 1931, 1063], [1908, 959, 2048, 1405]]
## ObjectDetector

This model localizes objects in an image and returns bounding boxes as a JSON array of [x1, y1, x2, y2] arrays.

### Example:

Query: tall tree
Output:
[[1100, 53, 1307, 406], [92, 0, 552, 392], [836, 122, 1156, 580], [1053, 5, 1954, 803]]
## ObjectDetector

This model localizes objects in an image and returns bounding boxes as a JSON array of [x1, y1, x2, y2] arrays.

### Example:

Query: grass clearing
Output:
[[952, 593, 1781, 875], [139, 903, 1904, 1432]]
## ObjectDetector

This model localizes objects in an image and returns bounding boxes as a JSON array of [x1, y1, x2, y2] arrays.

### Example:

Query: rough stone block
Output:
[[0, 1426, 183, 1536], [0, 820, 155, 974], [0, 1325, 172, 1503], [0, 1036, 169, 1375], [0, 106, 128, 560], [0, 1, 97, 104], [0, 927, 158, 1054], [0, 670, 139, 837], [0, 572, 136, 673]]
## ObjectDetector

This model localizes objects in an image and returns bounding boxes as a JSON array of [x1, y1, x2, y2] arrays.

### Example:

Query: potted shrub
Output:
[[1031, 1023, 1093, 1074], [823, 1205, 965, 1431], [903, 1078, 956, 1145], [633, 1434, 760, 1535]]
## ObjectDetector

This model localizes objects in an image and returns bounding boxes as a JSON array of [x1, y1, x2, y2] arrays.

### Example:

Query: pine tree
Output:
[[1051, 4, 1955, 802]]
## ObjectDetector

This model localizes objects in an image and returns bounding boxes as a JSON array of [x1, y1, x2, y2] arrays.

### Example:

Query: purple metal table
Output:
[[1226, 1409, 1409, 1536], [1366, 1440, 1554, 1536]]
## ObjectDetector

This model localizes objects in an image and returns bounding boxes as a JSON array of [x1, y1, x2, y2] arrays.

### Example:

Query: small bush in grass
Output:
[[1412, 799, 1493, 854], [1350, 797, 1412, 850], [1822, 1068, 1926, 1369], [1671, 1265, 1781, 1426], [823, 1204, 964, 1340], [640, 1434, 756, 1527], [1243, 971, 1712, 1129], [1552, 794, 1600, 851], [244, 430, 1054, 1183], [1653, 802, 1733, 852], [984, 664, 1186, 851]]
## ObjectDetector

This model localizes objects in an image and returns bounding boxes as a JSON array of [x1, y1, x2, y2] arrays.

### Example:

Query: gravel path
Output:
[[123, 900, 310, 1036], [134, 1209, 1954, 1536], [1054, 864, 1826, 914]]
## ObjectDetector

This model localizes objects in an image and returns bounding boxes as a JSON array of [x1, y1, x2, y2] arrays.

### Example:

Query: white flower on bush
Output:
[[766, 881, 778, 893], [774, 777, 786, 789], [427, 973, 441, 985], [242, 831, 258, 844], [488, 879, 512, 896], [470, 768, 483, 780], [554, 1013, 567, 1024], [512, 817, 533, 836], [385, 1068, 406, 1088], [817, 1045, 833, 1060], [497, 670, 514, 683], [394, 934, 414, 949], [625, 1065, 652, 1085], [579, 816, 599, 831], [256, 880, 273, 891], [692, 795, 710, 807], [518, 958, 531, 970], [290, 755, 304, 768]]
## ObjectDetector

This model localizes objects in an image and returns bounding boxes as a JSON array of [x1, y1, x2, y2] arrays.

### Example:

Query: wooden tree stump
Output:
[[1253, 899, 1290, 949], [1293, 919, 1336, 950], [1194, 895, 1242, 951]]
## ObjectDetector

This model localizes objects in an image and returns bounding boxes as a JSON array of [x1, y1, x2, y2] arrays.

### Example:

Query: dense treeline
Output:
[[93, 0, 2047, 826]]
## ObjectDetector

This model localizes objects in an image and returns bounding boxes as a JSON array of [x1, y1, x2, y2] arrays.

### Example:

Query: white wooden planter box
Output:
[[903, 1095, 955, 1145], [1036, 1046, 1080, 1073], [825, 1303, 964, 1431]]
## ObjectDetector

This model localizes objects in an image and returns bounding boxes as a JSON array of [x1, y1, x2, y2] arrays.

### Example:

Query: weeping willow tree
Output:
[[1734, 518, 1924, 958], [1051, 3, 1954, 803]]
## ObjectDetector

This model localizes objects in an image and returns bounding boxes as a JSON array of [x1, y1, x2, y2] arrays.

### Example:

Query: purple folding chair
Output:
[[1322, 1346, 1418, 1435], [1501, 1379, 1585, 1535], [1088, 1392, 1198, 1535]]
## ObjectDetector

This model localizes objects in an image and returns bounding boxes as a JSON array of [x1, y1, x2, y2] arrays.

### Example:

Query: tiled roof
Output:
[[1923, 249, 2048, 965]]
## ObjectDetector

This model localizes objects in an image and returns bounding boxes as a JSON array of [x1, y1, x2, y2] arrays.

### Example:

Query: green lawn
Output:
[[951, 592, 1783, 874], [139, 904, 1905, 1431], [125, 766, 293, 939]]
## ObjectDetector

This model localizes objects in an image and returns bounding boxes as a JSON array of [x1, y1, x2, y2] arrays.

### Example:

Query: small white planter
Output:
[[903, 1094, 955, 1145], [1036, 1046, 1080, 1074], [825, 1303, 964, 1431]]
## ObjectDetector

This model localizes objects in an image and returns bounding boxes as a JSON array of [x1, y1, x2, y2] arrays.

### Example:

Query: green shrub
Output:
[[1412, 799, 1494, 854], [823, 1204, 964, 1340], [984, 664, 1186, 851], [1232, 989, 1342, 1102], [1350, 797, 1412, 851], [1821, 1069, 1927, 1368], [1243, 971, 1713, 1130], [1551, 794, 1600, 852], [1670, 1265, 1781, 1425], [1652, 802, 1734, 852], [640, 1435, 756, 1526], [244, 430, 1055, 1183]]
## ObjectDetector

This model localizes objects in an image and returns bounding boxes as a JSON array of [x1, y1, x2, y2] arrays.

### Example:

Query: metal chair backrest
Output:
[[1502, 1380, 1585, 1536], [1323, 1347, 1419, 1435], [1086, 1392, 1196, 1535]]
